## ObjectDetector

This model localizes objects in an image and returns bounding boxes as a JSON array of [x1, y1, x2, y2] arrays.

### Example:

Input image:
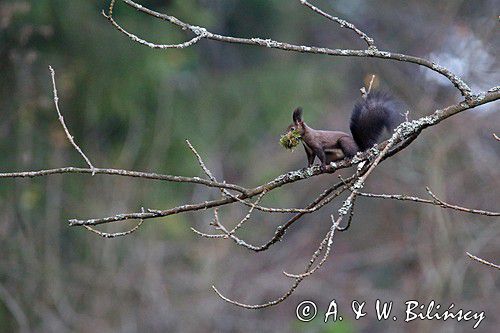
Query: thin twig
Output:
[[367, 74, 376, 94], [84, 208, 145, 238], [190, 228, 226, 239], [466, 252, 500, 270], [229, 190, 266, 235], [360, 74, 376, 98], [206, 208, 264, 249], [186, 140, 217, 182], [190, 208, 228, 239], [281, 179, 359, 279], [187, 139, 346, 216], [103, 2, 206, 49], [300, 0, 376, 48], [426, 187, 499, 216], [190, 190, 266, 239], [49, 66, 96, 174], [357, 190, 499, 216], [283, 221, 337, 279], [212, 280, 303, 309]]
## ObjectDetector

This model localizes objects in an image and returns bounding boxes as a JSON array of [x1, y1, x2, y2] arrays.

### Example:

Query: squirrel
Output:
[[285, 92, 403, 169]]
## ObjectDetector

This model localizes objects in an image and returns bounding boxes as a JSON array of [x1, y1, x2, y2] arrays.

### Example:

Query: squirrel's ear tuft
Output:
[[293, 107, 303, 123]]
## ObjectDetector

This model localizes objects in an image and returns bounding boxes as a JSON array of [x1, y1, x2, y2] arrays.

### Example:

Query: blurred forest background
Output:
[[0, 0, 499, 332]]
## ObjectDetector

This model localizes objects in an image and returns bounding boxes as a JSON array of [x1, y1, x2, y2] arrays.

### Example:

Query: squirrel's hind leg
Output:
[[338, 136, 359, 158]]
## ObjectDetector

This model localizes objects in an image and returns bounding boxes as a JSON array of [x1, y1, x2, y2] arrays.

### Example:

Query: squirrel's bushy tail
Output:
[[350, 92, 403, 151]]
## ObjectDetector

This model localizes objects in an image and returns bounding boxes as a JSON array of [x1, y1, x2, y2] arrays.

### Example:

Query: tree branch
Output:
[[116, 0, 472, 98], [47, 86, 498, 227], [466, 252, 500, 270], [357, 188, 499, 217], [300, 0, 376, 48], [49, 66, 96, 174]]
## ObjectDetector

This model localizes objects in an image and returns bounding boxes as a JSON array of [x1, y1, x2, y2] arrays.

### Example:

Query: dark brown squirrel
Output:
[[285, 92, 403, 169]]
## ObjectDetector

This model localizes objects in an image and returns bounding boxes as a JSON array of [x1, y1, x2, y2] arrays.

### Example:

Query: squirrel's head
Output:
[[286, 107, 306, 136], [279, 107, 305, 150]]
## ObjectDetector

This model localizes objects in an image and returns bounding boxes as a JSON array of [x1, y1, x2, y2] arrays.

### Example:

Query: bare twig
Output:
[[190, 190, 267, 239], [360, 74, 376, 98], [84, 208, 145, 238], [201, 208, 265, 250], [357, 189, 499, 217], [190, 209, 227, 239], [213, 179, 360, 308], [466, 252, 500, 270], [190, 227, 226, 239], [49, 66, 96, 174], [426, 187, 499, 216], [0, 167, 248, 193], [186, 140, 217, 183], [84, 222, 144, 238], [65, 162, 349, 226], [117, 0, 473, 98], [103, 0, 206, 49], [229, 191, 266, 235], [402, 110, 410, 122], [212, 280, 303, 309], [283, 221, 337, 279], [300, 0, 376, 48]]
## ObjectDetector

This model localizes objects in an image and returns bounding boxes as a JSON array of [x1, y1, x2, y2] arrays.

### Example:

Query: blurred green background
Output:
[[1, 0, 499, 332]]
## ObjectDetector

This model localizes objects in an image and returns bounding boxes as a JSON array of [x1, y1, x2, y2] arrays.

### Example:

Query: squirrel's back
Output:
[[350, 92, 403, 151]]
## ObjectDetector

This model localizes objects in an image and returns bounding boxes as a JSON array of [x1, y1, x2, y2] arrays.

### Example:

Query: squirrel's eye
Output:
[[290, 127, 295, 131]]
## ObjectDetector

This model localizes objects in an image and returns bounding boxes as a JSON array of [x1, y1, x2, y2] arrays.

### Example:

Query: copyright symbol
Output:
[[296, 300, 317, 322]]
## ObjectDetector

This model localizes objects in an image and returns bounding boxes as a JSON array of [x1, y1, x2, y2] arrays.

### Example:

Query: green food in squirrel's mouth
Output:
[[279, 130, 301, 150]]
